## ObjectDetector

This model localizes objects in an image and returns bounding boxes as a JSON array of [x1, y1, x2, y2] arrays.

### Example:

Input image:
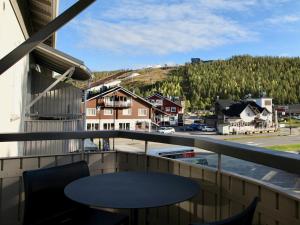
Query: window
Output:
[[138, 108, 148, 116], [119, 123, 130, 130], [86, 108, 96, 116], [87, 123, 99, 131], [104, 109, 113, 115], [104, 123, 114, 130], [87, 123, 91, 130], [165, 107, 170, 112], [265, 100, 272, 106], [156, 100, 162, 105], [171, 107, 176, 112], [123, 108, 132, 115]]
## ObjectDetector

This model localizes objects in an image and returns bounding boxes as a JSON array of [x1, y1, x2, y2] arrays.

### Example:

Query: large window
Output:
[[86, 108, 96, 116], [119, 123, 130, 130], [103, 123, 114, 130], [123, 108, 132, 115], [171, 107, 176, 112], [87, 123, 99, 131], [104, 109, 113, 115], [138, 108, 148, 116]]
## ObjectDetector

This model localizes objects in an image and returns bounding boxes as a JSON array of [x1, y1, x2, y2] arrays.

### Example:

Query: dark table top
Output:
[[64, 171, 199, 209]]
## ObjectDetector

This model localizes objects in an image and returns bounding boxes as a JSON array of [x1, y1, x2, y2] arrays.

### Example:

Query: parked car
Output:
[[201, 126, 216, 132], [84, 139, 99, 152], [195, 124, 207, 131], [180, 126, 193, 131], [157, 127, 175, 134], [292, 115, 300, 120], [183, 123, 207, 131]]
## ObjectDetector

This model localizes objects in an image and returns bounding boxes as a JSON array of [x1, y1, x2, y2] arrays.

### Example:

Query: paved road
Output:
[[175, 127, 300, 147], [114, 129, 300, 194]]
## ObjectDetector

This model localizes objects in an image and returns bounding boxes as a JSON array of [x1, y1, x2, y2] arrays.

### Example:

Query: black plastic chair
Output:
[[190, 197, 259, 225], [23, 161, 128, 225]]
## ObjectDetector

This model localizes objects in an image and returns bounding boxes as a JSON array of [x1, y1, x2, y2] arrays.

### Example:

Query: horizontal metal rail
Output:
[[0, 130, 299, 175]]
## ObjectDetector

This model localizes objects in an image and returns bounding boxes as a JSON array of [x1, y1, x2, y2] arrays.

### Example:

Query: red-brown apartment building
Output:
[[85, 86, 163, 131], [146, 93, 183, 125]]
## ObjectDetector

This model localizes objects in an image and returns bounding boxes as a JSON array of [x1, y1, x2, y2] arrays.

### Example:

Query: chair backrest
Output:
[[23, 161, 90, 225], [212, 197, 259, 225]]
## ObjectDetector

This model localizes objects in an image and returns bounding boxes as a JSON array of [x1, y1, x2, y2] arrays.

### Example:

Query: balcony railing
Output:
[[0, 131, 299, 225], [104, 101, 132, 107]]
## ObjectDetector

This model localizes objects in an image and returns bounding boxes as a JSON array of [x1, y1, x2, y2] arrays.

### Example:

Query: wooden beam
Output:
[[0, 0, 95, 75]]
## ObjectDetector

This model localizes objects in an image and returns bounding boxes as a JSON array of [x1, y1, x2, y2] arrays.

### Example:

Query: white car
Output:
[[201, 126, 216, 132], [157, 127, 175, 134]]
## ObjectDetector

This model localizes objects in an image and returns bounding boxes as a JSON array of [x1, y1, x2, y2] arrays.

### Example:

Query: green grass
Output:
[[265, 144, 300, 152], [224, 135, 278, 141], [280, 118, 300, 127]]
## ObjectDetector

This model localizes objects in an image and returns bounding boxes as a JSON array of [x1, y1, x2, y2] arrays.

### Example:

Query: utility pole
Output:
[[96, 102, 101, 150], [289, 105, 292, 135]]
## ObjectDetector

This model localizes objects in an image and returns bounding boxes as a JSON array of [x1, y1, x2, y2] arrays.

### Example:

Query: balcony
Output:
[[0, 131, 299, 225], [104, 100, 132, 108]]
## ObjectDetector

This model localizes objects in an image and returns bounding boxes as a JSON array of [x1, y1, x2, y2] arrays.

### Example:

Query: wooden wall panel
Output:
[[22, 158, 39, 171], [0, 177, 21, 225], [158, 158, 169, 173], [1, 159, 21, 178], [56, 155, 72, 166], [39, 156, 56, 168]]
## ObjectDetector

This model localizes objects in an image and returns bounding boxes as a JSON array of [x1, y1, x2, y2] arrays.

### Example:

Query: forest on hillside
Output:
[[130, 56, 300, 110]]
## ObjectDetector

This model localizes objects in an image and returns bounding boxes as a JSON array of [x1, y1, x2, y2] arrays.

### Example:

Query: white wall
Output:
[[0, 0, 29, 157], [86, 119, 152, 131], [255, 98, 273, 113], [240, 106, 256, 122]]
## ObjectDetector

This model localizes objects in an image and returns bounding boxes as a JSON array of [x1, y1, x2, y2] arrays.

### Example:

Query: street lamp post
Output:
[[96, 103, 101, 150]]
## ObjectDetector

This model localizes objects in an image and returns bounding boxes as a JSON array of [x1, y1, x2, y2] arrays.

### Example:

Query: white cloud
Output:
[[266, 15, 300, 25], [71, 0, 284, 54]]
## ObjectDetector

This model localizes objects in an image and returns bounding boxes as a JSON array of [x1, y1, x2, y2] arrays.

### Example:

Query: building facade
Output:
[[216, 98, 274, 134], [85, 86, 155, 132], [146, 93, 183, 126]]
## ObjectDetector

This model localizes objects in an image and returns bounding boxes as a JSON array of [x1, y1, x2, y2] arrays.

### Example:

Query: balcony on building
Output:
[[103, 96, 132, 108]]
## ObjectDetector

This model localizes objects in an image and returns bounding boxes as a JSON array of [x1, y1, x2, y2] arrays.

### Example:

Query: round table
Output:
[[64, 171, 199, 225]]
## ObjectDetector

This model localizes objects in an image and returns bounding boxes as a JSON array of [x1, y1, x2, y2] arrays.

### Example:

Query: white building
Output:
[[0, 0, 94, 157], [217, 100, 274, 134]]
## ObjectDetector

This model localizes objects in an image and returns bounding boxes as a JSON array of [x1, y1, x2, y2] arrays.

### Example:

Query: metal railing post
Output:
[[217, 153, 222, 220], [144, 140, 149, 224], [145, 140, 148, 171], [81, 138, 85, 160]]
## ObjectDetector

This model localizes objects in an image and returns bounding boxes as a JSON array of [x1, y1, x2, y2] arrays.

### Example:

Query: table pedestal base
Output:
[[130, 209, 138, 225]]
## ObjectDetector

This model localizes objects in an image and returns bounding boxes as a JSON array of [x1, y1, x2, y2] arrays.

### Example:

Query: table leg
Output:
[[130, 209, 138, 225]]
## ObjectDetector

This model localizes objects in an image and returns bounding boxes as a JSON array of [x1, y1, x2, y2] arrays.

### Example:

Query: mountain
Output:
[[73, 55, 300, 110]]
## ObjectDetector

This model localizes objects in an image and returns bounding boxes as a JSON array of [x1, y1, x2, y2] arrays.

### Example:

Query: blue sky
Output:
[[57, 0, 300, 71]]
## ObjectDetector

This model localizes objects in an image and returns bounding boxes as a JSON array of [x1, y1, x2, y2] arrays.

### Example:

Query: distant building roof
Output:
[[87, 70, 131, 89], [86, 86, 170, 115], [146, 93, 182, 108], [223, 101, 267, 117], [216, 99, 235, 110]]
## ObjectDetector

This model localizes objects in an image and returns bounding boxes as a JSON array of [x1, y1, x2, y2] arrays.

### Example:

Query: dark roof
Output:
[[87, 70, 131, 89], [216, 99, 234, 110], [223, 101, 266, 117], [86, 86, 169, 115], [146, 93, 182, 108], [34, 44, 91, 81]]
